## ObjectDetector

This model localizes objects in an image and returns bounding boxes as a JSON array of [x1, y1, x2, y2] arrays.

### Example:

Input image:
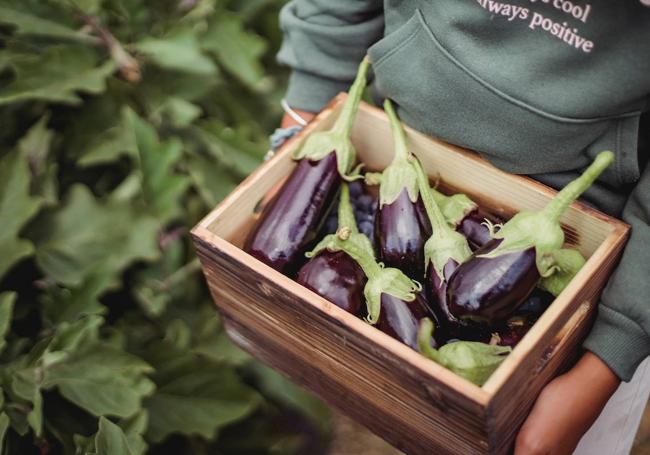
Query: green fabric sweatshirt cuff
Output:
[[285, 70, 353, 113], [583, 304, 650, 382]]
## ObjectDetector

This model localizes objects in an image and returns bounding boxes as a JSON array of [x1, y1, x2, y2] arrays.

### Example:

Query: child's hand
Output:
[[515, 351, 620, 455]]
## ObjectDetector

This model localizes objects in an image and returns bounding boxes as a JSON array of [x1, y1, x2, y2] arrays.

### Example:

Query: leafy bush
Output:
[[0, 0, 331, 453]]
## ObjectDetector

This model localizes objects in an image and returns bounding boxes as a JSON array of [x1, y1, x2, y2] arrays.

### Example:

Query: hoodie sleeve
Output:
[[277, 0, 384, 113], [583, 151, 650, 382]]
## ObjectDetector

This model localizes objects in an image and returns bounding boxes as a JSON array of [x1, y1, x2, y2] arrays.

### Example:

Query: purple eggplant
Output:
[[244, 58, 370, 275], [490, 289, 555, 347], [297, 184, 367, 314], [297, 250, 366, 315], [417, 318, 511, 386], [447, 152, 614, 323], [429, 188, 501, 250], [246, 153, 341, 275], [377, 292, 439, 350], [370, 100, 432, 279], [459, 209, 501, 250]]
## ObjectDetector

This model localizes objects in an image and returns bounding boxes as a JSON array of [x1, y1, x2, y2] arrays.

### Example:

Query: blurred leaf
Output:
[[155, 98, 202, 129], [203, 13, 267, 87], [28, 184, 160, 289], [0, 293, 16, 354], [43, 344, 155, 418], [127, 108, 191, 225], [77, 110, 136, 167], [50, 0, 104, 15], [0, 412, 8, 450], [0, 46, 115, 106], [95, 416, 134, 455], [144, 354, 260, 443], [41, 277, 108, 325], [17, 115, 58, 204], [186, 152, 239, 207], [0, 141, 42, 280], [137, 27, 217, 76], [119, 410, 148, 455], [0, 6, 97, 43]]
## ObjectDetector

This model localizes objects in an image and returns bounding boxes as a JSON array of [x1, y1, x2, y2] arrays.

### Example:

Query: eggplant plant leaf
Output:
[[127, 108, 191, 225], [136, 28, 218, 76], [0, 6, 97, 43], [0, 293, 16, 354], [17, 115, 58, 204], [0, 412, 9, 450], [143, 353, 260, 443], [203, 13, 267, 87], [43, 344, 155, 418], [0, 144, 42, 280], [119, 410, 148, 455], [95, 416, 134, 455], [0, 46, 115, 106], [27, 184, 160, 289]]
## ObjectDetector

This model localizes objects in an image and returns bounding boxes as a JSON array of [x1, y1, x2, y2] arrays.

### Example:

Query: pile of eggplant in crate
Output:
[[244, 58, 614, 386]]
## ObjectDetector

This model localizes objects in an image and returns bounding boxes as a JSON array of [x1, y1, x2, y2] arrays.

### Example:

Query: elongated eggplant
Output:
[[370, 100, 431, 278], [377, 292, 438, 350], [244, 58, 370, 275], [298, 185, 366, 314], [406, 150, 479, 341], [429, 188, 501, 249], [447, 152, 614, 323], [417, 318, 511, 386]]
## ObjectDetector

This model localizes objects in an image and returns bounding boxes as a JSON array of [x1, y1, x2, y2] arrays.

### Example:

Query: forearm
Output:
[[277, 0, 383, 112]]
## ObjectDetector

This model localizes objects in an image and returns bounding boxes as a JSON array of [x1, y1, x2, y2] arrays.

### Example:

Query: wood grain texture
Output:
[[191, 94, 630, 455]]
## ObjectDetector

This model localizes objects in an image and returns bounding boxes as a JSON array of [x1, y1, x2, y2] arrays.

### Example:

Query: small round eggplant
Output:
[[297, 250, 366, 315], [377, 292, 438, 350], [447, 239, 540, 323], [459, 209, 500, 250], [426, 259, 491, 343], [376, 189, 431, 278], [245, 152, 341, 276]]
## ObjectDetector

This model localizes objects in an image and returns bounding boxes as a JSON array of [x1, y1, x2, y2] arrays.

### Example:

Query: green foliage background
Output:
[[0, 0, 332, 453]]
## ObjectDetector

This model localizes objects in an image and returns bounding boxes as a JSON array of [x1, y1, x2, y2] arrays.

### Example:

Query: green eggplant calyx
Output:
[[292, 58, 370, 179], [424, 230, 472, 283], [481, 218, 503, 239], [478, 151, 613, 275], [377, 99, 419, 206], [539, 248, 587, 296], [415, 156, 472, 281], [431, 188, 478, 228], [378, 158, 420, 207], [364, 172, 382, 186], [364, 268, 421, 324], [418, 318, 511, 386]]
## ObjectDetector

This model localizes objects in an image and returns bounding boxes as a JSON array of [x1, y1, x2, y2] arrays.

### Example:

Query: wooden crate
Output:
[[191, 94, 630, 455]]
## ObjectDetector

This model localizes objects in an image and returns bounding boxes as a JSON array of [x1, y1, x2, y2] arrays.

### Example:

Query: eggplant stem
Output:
[[414, 159, 452, 234], [384, 99, 410, 162], [337, 184, 359, 233], [332, 57, 370, 137], [417, 318, 442, 363], [541, 151, 614, 221]]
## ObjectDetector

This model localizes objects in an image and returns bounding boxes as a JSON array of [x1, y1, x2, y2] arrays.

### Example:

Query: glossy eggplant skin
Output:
[[447, 239, 541, 323], [245, 152, 341, 276], [491, 289, 555, 347], [426, 260, 491, 343], [459, 209, 500, 250], [376, 189, 432, 279], [296, 250, 366, 316], [377, 293, 439, 350]]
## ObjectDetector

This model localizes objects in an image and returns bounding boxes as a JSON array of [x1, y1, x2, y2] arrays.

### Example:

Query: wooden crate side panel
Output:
[[485, 229, 628, 454], [192, 232, 491, 455]]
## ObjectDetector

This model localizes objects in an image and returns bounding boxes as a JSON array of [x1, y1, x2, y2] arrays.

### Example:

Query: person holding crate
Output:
[[273, 1, 650, 454]]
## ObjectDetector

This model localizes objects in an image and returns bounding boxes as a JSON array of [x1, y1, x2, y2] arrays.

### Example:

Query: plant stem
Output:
[[414, 158, 451, 234], [337, 184, 358, 233], [541, 151, 614, 222], [417, 318, 442, 363], [332, 57, 370, 137], [384, 99, 410, 162]]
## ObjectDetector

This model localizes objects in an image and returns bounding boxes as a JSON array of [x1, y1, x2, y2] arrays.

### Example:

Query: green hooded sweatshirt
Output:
[[277, 0, 650, 381]]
